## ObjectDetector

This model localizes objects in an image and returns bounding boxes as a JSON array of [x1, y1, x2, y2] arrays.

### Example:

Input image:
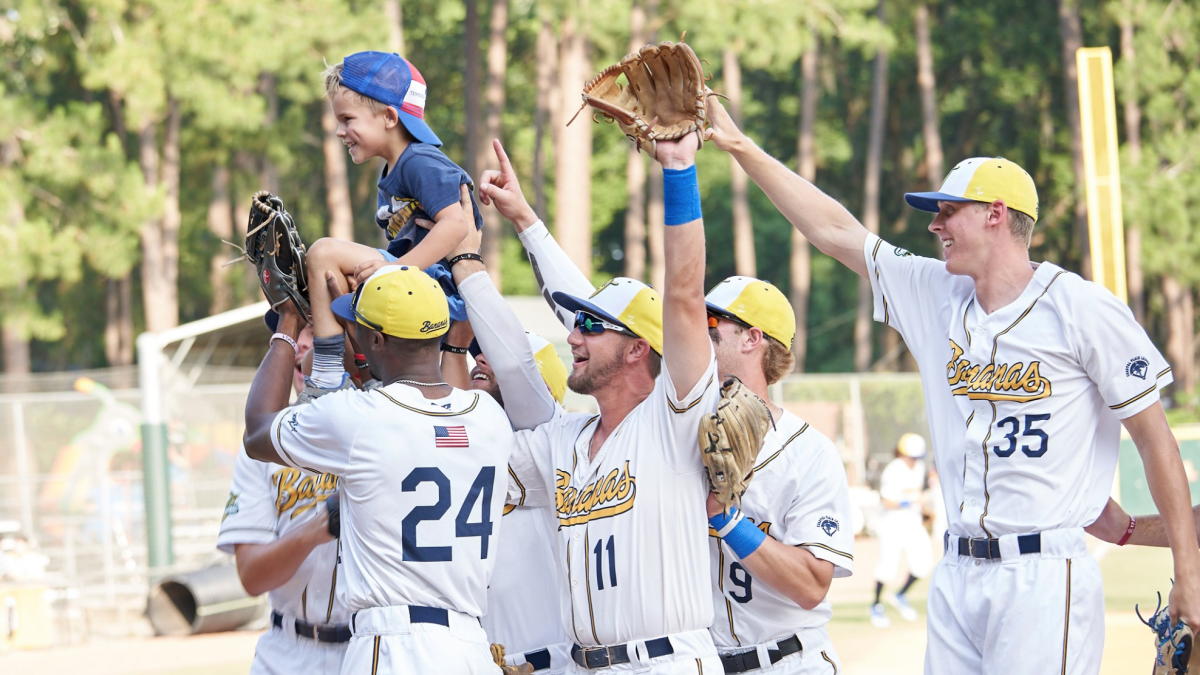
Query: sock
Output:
[[874, 581, 884, 606], [311, 335, 346, 388], [898, 574, 919, 597]]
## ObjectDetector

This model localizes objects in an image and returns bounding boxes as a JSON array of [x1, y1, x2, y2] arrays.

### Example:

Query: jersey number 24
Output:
[[402, 466, 496, 562]]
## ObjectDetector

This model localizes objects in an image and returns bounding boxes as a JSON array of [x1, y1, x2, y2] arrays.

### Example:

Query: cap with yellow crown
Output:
[[526, 333, 568, 404], [552, 278, 663, 354], [705, 276, 796, 351], [330, 265, 449, 339], [897, 432, 927, 459], [904, 157, 1039, 222]]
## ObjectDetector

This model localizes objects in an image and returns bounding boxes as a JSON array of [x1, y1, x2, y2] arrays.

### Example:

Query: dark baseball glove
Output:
[[1139, 593, 1193, 674], [324, 492, 340, 539], [698, 376, 772, 515], [571, 39, 711, 159], [490, 643, 534, 675], [228, 191, 311, 320]]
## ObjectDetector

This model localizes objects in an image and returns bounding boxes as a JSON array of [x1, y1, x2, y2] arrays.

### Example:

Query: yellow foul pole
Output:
[[1076, 47, 1127, 303]]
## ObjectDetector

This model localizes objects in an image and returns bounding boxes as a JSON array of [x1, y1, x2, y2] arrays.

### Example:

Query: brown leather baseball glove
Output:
[[571, 39, 711, 159], [698, 376, 772, 515], [229, 191, 311, 320]]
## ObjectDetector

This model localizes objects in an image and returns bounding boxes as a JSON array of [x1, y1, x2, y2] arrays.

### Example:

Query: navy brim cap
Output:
[[903, 191, 977, 213], [551, 291, 630, 331], [399, 111, 442, 147], [331, 294, 357, 323], [264, 309, 279, 332]]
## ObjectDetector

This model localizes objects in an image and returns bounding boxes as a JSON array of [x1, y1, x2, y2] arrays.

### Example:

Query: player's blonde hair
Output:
[[973, 201, 1036, 247], [322, 62, 389, 114], [761, 335, 795, 385]]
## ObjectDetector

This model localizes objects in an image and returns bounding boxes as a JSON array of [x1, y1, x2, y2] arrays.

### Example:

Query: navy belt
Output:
[[350, 605, 449, 633], [945, 532, 1042, 560], [524, 648, 552, 671], [272, 611, 351, 643], [720, 635, 803, 673], [571, 637, 674, 670]]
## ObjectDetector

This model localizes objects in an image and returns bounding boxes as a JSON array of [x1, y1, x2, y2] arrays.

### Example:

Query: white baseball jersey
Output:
[[709, 410, 854, 650], [217, 447, 347, 624], [271, 383, 514, 617], [864, 234, 1171, 538], [508, 354, 720, 648], [879, 457, 925, 515]]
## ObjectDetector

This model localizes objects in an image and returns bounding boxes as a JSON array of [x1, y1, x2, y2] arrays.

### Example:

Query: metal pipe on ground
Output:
[[146, 564, 263, 635]]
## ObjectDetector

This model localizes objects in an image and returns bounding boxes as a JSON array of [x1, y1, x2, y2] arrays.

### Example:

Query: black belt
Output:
[[571, 637, 674, 670], [272, 611, 351, 643], [350, 605, 450, 633], [945, 532, 1042, 560], [523, 648, 552, 671], [719, 635, 803, 673]]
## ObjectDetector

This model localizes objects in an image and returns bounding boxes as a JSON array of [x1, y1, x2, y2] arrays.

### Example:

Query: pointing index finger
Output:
[[492, 139, 514, 176]]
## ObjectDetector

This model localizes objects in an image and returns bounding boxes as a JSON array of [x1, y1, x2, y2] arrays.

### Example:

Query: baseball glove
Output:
[[1139, 593, 1194, 674], [228, 191, 311, 320], [571, 39, 711, 159], [324, 492, 340, 539], [698, 376, 772, 514], [490, 643, 534, 675]]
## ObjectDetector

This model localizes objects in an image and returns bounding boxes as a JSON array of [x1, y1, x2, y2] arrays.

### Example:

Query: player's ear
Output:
[[743, 327, 764, 353], [626, 337, 650, 364]]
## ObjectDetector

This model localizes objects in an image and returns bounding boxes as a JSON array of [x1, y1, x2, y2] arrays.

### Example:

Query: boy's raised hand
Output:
[[477, 139, 539, 231]]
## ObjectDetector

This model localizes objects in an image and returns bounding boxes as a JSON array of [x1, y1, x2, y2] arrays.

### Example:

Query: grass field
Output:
[[0, 538, 1174, 674]]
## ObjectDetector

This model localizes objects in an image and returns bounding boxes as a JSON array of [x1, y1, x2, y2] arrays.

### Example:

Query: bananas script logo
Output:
[[556, 461, 636, 527], [273, 468, 340, 519], [946, 339, 1052, 403]]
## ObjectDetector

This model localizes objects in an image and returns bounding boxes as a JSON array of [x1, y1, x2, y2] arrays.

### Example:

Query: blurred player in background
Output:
[[870, 433, 931, 628]]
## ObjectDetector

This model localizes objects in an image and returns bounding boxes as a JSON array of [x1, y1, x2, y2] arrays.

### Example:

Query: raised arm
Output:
[[705, 96, 869, 278], [654, 134, 712, 397], [477, 139, 594, 328]]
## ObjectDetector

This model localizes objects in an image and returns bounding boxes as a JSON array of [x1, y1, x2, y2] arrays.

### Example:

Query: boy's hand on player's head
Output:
[[654, 132, 701, 170], [352, 258, 390, 288], [478, 139, 538, 231], [704, 95, 749, 154]]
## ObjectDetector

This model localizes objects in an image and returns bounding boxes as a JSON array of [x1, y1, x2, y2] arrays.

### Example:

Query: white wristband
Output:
[[270, 332, 298, 354]]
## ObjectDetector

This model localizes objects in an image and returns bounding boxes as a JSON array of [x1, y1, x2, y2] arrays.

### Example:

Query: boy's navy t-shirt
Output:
[[376, 143, 485, 259]]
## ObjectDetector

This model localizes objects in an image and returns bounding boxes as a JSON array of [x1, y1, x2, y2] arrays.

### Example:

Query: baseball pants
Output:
[[718, 626, 841, 675], [250, 617, 348, 675], [344, 605, 497, 675], [924, 527, 1103, 675], [565, 629, 722, 675], [874, 510, 933, 582]]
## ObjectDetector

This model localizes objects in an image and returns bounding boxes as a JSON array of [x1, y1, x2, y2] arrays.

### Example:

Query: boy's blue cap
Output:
[[341, 51, 442, 147]]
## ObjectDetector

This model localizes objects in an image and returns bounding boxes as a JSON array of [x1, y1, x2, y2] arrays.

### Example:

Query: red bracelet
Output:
[[1116, 515, 1136, 546]]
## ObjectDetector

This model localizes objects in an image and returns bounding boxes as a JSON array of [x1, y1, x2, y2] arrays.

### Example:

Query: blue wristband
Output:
[[708, 507, 766, 559], [662, 165, 701, 225]]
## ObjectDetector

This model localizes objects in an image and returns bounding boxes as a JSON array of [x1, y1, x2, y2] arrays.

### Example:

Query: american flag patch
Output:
[[434, 425, 468, 448]]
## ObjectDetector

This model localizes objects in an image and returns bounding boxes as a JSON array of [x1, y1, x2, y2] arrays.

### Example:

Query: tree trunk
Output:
[[480, 0, 509, 286], [623, 2, 648, 281], [258, 74, 281, 195], [1058, 0, 1090, 278], [385, 0, 406, 55], [105, 276, 134, 366], [855, 1, 888, 373], [915, 1, 944, 188], [1163, 275, 1195, 397], [1120, 7, 1144, 323], [791, 31, 819, 373], [138, 119, 170, 332], [1, 308, 30, 374], [1, 139, 30, 375], [159, 98, 181, 329], [463, 0, 483, 184], [534, 17, 556, 223], [234, 150, 260, 302], [648, 165, 665, 291], [555, 12, 592, 277], [321, 104, 354, 241], [725, 47, 755, 277], [208, 164, 235, 314]]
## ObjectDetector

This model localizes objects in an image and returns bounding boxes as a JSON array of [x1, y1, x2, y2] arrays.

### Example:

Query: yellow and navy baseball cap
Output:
[[904, 157, 1039, 222], [897, 432, 927, 458], [526, 333, 568, 404], [552, 278, 663, 354], [331, 265, 449, 339], [705, 276, 796, 351]]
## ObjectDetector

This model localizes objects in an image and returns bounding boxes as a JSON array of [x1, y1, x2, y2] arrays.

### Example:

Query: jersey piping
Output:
[[668, 375, 715, 413], [374, 389, 480, 416], [871, 239, 891, 326], [753, 424, 809, 472], [797, 541, 854, 562], [1109, 370, 1169, 411], [1060, 559, 1072, 675]]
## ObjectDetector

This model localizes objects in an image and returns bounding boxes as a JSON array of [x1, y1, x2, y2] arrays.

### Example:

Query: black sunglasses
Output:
[[350, 284, 384, 332], [574, 311, 637, 338]]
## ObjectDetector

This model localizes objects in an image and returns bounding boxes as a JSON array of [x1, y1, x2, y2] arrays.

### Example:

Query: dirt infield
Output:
[[0, 538, 1171, 674]]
